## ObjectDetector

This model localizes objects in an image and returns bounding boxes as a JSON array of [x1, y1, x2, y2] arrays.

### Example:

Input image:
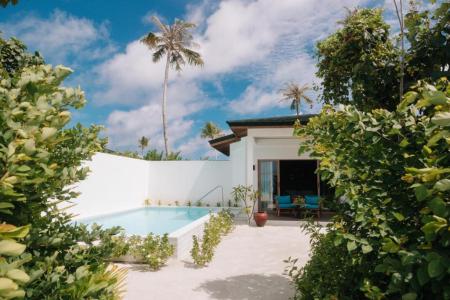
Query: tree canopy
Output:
[[316, 3, 449, 111]]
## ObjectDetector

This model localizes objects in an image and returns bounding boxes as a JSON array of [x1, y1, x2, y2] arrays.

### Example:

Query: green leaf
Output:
[[402, 293, 417, 300], [382, 238, 399, 253], [392, 212, 405, 221], [414, 185, 429, 201], [434, 179, 450, 192], [362, 244, 373, 254], [0, 240, 26, 256], [347, 240, 357, 252], [0, 277, 18, 292], [428, 259, 445, 278], [428, 198, 447, 217], [6, 269, 30, 284], [0, 203, 14, 210], [431, 112, 450, 126], [417, 266, 429, 286], [41, 127, 57, 140]]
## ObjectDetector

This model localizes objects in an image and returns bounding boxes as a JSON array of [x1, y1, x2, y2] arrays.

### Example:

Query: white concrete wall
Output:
[[147, 160, 231, 206], [230, 138, 247, 188], [71, 153, 149, 218], [72, 153, 232, 218]]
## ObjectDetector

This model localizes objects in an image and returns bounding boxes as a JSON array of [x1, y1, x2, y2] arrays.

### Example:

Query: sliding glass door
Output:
[[258, 160, 278, 210]]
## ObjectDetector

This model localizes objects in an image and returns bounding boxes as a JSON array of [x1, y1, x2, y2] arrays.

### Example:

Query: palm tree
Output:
[[141, 16, 204, 158], [138, 136, 149, 157], [144, 149, 164, 161], [280, 82, 313, 117], [200, 122, 222, 140]]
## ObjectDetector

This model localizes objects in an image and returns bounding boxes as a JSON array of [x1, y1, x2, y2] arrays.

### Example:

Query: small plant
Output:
[[111, 233, 130, 258], [216, 202, 221, 207], [191, 211, 234, 266], [231, 185, 259, 224], [227, 199, 232, 207], [158, 200, 162, 206], [128, 233, 174, 270], [195, 200, 202, 207], [186, 200, 192, 207], [175, 201, 179, 206], [206, 203, 210, 207], [143, 198, 151, 206]]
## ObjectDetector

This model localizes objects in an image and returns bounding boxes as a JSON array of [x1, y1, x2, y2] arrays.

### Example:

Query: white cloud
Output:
[[0, 10, 116, 67], [93, 0, 375, 154], [105, 80, 210, 151]]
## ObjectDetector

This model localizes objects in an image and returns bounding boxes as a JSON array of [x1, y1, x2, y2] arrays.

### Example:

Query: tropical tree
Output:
[[280, 82, 313, 116], [144, 149, 164, 161], [0, 0, 19, 7], [138, 136, 150, 157], [141, 16, 204, 157], [200, 122, 222, 140]]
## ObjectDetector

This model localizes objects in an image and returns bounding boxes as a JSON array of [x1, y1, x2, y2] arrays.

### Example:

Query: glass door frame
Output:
[[257, 159, 321, 209]]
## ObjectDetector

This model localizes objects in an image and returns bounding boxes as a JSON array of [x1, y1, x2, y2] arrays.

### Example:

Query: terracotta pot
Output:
[[254, 212, 268, 227]]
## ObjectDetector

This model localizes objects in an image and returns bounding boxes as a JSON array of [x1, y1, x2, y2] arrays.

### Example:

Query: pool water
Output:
[[77, 207, 215, 235]]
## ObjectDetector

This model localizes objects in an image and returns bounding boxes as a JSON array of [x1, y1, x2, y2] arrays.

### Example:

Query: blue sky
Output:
[[1, 0, 400, 158]]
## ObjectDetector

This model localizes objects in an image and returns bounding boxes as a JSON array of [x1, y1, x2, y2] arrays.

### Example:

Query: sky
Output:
[[0, 0, 404, 159]]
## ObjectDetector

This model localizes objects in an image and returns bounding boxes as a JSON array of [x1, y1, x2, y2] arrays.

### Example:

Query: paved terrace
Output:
[[122, 223, 313, 300]]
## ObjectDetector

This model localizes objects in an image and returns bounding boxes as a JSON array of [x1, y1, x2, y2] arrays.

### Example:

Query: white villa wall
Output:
[[72, 153, 232, 218], [147, 160, 231, 206], [71, 153, 149, 219], [230, 138, 247, 188]]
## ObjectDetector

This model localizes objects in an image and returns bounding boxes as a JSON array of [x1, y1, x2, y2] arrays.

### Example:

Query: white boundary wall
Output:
[[71, 153, 149, 218], [71, 153, 232, 218]]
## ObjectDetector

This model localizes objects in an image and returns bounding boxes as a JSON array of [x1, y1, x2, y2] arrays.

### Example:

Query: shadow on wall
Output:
[[195, 273, 293, 300]]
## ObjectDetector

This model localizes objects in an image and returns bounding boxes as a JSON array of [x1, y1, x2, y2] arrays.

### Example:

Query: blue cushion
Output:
[[305, 204, 319, 209], [276, 195, 291, 204], [279, 203, 296, 209], [305, 195, 319, 205]]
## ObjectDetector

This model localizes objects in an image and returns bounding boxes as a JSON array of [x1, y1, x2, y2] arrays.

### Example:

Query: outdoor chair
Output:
[[275, 195, 297, 217], [304, 195, 321, 219]]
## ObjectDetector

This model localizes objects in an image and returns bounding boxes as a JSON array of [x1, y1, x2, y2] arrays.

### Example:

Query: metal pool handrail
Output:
[[196, 185, 224, 207]]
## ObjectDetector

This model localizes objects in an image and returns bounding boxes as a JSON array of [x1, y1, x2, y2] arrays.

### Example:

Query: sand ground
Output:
[[122, 224, 311, 300]]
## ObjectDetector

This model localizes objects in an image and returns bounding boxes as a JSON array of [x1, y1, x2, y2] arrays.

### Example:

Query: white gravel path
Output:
[[122, 224, 311, 300]]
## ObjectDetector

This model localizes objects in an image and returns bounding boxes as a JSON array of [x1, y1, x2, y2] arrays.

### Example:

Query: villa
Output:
[[73, 114, 327, 219]]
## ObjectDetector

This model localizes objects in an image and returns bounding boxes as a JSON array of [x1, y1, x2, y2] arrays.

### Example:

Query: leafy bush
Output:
[[293, 79, 450, 299], [124, 234, 174, 270], [285, 223, 359, 299], [191, 210, 234, 266], [0, 35, 126, 299], [0, 224, 30, 299]]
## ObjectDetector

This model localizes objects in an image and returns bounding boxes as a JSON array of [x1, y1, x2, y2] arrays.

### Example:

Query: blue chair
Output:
[[304, 195, 321, 218], [275, 195, 296, 217]]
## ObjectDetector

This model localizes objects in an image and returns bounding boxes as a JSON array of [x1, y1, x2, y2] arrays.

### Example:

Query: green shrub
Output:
[[191, 211, 234, 266], [285, 223, 360, 299], [293, 78, 450, 298], [0, 35, 126, 299], [127, 234, 174, 270]]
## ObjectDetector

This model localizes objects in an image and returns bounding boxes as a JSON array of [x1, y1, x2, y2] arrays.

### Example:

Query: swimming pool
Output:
[[77, 206, 216, 236]]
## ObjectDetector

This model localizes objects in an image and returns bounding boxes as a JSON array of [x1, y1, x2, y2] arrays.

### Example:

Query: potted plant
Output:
[[254, 196, 268, 227], [231, 185, 267, 227]]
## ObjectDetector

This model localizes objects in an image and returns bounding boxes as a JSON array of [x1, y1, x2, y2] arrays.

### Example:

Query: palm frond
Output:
[[151, 16, 169, 34], [140, 32, 161, 49], [152, 46, 166, 63], [180, 48, 204, 66]]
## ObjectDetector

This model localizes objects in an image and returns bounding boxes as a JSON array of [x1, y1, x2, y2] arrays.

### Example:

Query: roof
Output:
[[208, 134, 238, 156], [210, 114, 317, 156], [227, 114, 314, 127]]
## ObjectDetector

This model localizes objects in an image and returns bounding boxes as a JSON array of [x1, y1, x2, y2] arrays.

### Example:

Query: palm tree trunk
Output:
[[296, 101, 300, 117], [162, 52, 171, 157]]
